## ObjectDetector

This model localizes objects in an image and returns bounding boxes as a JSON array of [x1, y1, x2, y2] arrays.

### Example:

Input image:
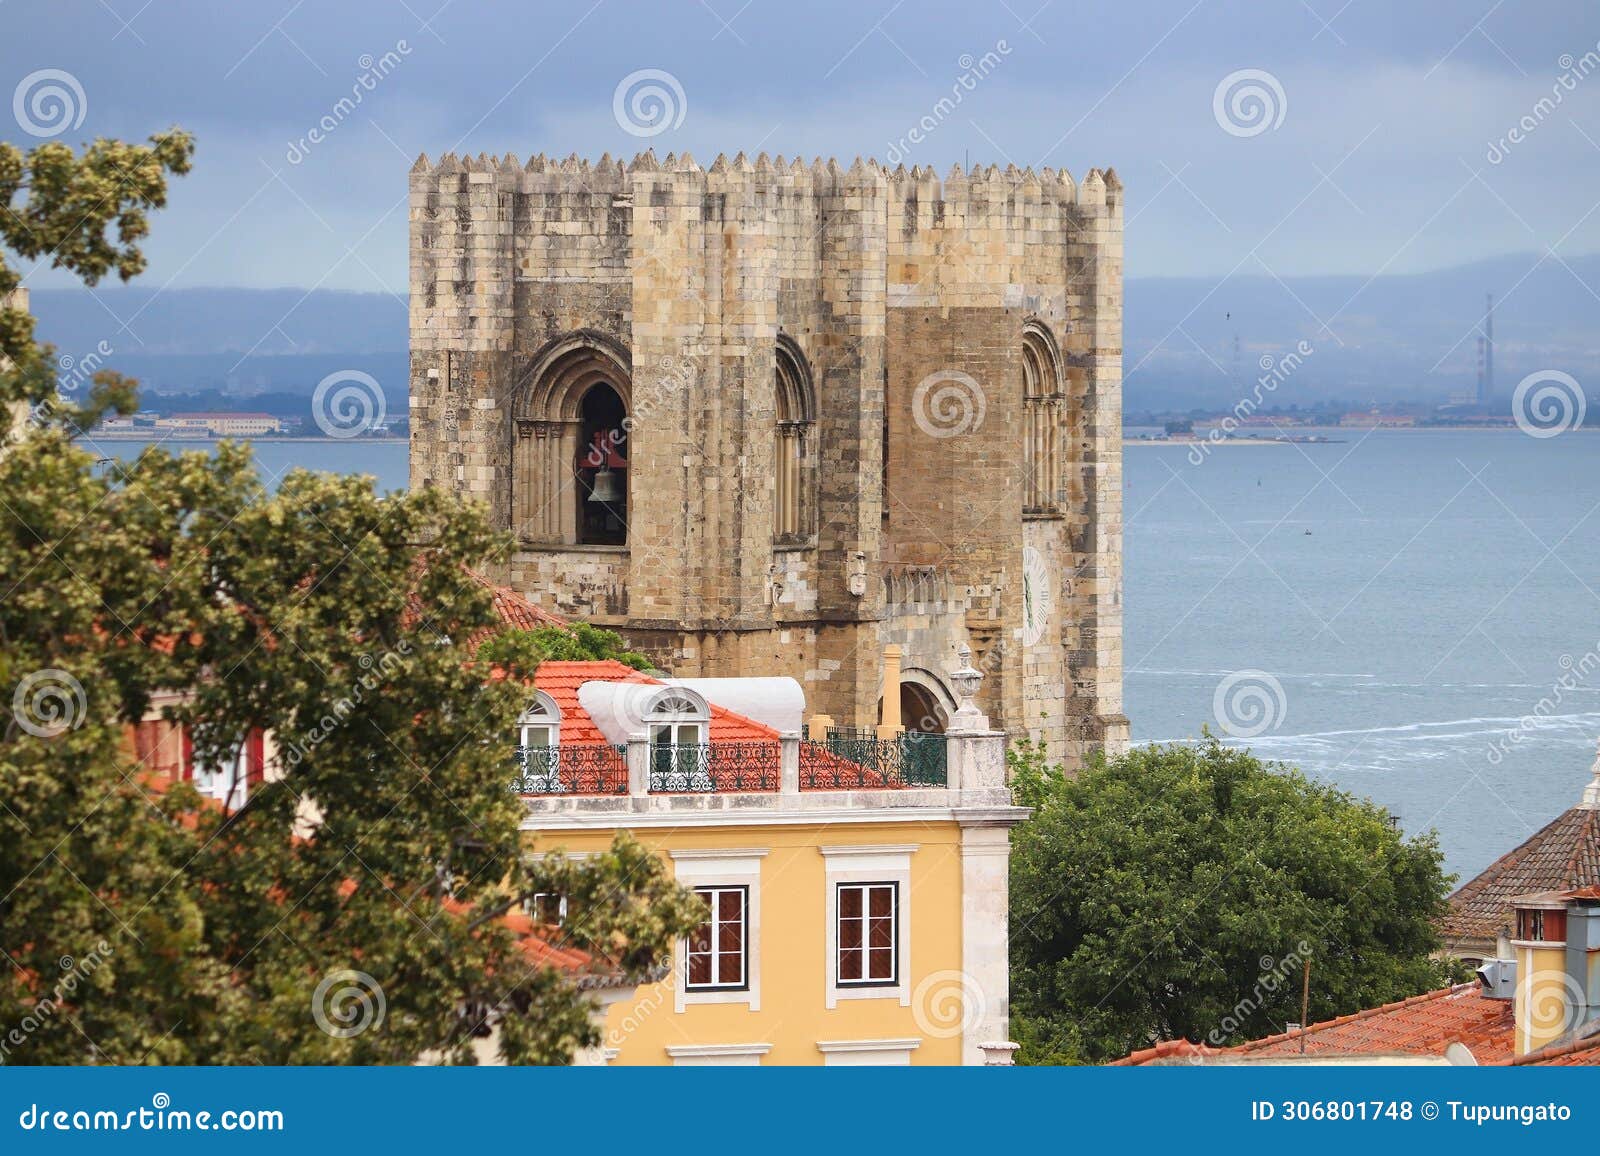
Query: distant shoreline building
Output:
[[407, 149, 1129, 764], [98, 411, 282, 437]]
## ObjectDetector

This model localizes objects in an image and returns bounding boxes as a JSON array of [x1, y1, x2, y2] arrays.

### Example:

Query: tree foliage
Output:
[[1008, 738, 1456, 1065], [476, 623, 654, 680], [0, 132, 702, 1064]]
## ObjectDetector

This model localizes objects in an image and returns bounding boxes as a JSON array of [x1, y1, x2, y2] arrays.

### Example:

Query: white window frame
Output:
[[684, 885, 748, 992], [835, 881, 900, 988], [665, 1043, 771, 1066], [816, 1038, 922, 1066], [645, 690, 708, 747], [517, 691, 562, 749], [822, 845, 916, 1008], [670, 849, 765, 1012], [189, 737, 247, 809], [528, 891, 567, 926]]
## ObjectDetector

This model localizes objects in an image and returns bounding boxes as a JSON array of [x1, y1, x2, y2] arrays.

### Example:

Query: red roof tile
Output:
[[1115, 984, 1518, 1065], [531, 660, 786, 746], [465, 570, 568, 631], [525, 661, 875, 792], [1504, 1031, 1600, 1066]]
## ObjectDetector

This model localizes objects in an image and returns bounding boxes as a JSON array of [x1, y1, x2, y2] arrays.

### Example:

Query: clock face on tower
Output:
[[1021, 546, 1052, 647]]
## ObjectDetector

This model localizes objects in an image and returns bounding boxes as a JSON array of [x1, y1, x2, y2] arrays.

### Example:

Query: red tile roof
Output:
[[465, 570, 568, 632], [1503, 1030, 1600, 1066], [1114, 984, 1517, 1065], [525, 660, 876, 793], [532, 660, 778, 747], [1443, 805, 1600, 945]]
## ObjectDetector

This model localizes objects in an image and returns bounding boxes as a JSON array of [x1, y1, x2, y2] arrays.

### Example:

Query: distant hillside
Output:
[[26, 253, 1600, 410], [1125, 252, 1600, 411]]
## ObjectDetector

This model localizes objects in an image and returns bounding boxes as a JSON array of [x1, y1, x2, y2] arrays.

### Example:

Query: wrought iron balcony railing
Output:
[[512, 743, 628, 795], [648, 741, 781, 793], [800, 728, 949, 789]]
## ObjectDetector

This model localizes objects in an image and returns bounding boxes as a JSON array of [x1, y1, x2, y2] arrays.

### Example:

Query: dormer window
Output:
[[516, 692, 564, 791], [518, 691, 562, 749], [645, 691, 708, 748], [644, 688, 711, 790]]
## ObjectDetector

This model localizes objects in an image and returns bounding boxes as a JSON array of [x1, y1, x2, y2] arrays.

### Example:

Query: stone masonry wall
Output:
[[409, 150, 1127, 765]]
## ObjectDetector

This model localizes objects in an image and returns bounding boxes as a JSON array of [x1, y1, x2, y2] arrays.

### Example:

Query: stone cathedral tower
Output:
[[408, 148, 1128, 765]]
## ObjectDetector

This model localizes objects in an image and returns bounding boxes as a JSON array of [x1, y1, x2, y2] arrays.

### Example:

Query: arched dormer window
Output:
[[644, 687, 712, 789], [644, 688, 709, 748], [517, 690, 562, 749], [516, 690, 564, 791], [774, 335, 817, 544], [1021, 321, 1064, 517]]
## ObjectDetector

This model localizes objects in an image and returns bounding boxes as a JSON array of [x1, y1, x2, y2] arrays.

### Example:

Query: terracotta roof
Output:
[[1504, 1029, 1600, 1067], [1114, 984, 1517, 1066], [401, 564, 568, 644], [1443, 805, 1600, 944], [532, 660, 776, 747], [526, 660, 876, 792], [464, 569, 568, 631]]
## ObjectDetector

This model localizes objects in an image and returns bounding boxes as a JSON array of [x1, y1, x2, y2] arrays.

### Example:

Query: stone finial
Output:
[[502, 152, 519, 169], [892, 163, 909, 183], [677, 150, 700, 171], [949, 643, 989, 730], [525, 153, 547, 172], [460, 153, 478, 172], [410, 152, 431, 173], [662, 151, 677, 169], [436, 152, 460, 172], [755, 151, 773, 174], [1102, 166, 1122, 191], [709, 152, 730, 174], [1583, 739, 1600, 809], [629, 149, 660, 172], [731, 150, 752, 172]]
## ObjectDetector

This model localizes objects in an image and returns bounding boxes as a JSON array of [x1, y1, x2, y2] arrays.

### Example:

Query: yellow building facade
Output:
[[519, 655, 1026, 1066]]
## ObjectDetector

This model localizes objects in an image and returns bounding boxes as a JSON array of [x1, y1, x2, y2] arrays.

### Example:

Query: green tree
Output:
[[1008, 738, 1455, 1064], [1, 133, 702, 1064], [477, 622, 654, 678]]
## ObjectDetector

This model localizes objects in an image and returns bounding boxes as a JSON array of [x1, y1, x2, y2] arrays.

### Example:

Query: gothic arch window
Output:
[[774, 334, 817, 544], [513, 331, 632, 547], [1021, 321, 1064, 516]]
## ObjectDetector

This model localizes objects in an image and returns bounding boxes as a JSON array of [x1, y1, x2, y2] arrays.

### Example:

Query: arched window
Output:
[[1021, 321, 1064, 516], [517, 690, 562, 749], [774, 335, 817, 544], [644, 688, 711, 788], [644, 688, 709, 749], [516, 691, 563, 791], [513, 331, 632, 547]]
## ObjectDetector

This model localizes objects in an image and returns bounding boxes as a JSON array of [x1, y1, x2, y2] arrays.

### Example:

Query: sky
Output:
[[4, 0, 1600, 295]]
